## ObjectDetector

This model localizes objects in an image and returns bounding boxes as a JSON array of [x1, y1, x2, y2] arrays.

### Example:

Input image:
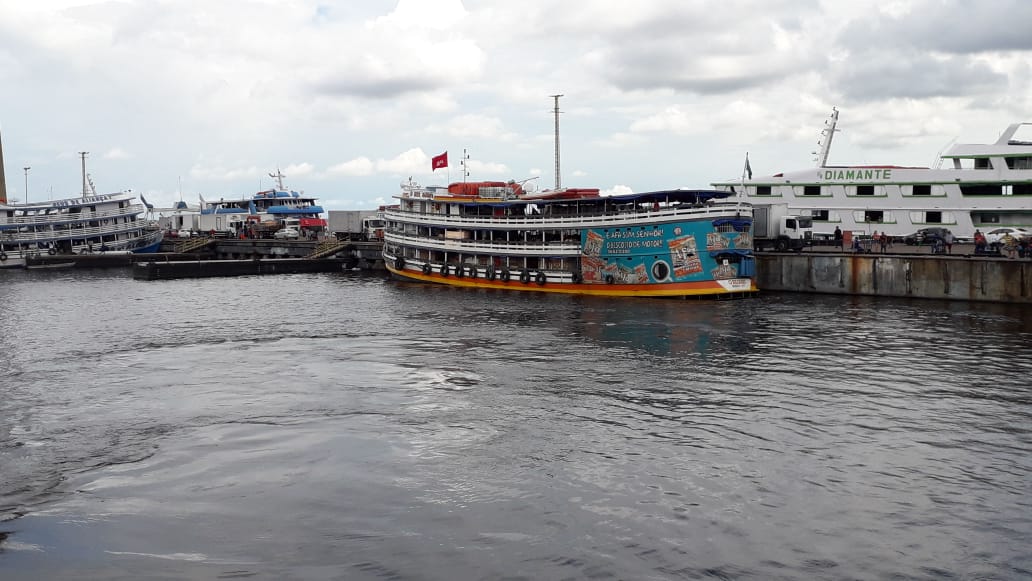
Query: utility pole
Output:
[[551, 94, 563, 190], [79, 151, 89, 196], [23, 166, 29, 204]]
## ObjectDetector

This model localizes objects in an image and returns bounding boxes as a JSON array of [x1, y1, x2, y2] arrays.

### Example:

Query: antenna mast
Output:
[[0, 126, 7, 203], [269, 168, 286, 191], [814, 108, 839, 168], [551, 94, 563, 189], [79, 151, 89, 196]]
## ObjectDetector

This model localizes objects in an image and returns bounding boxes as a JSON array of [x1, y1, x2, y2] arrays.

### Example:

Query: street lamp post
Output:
[[23, 166, 29, 204]]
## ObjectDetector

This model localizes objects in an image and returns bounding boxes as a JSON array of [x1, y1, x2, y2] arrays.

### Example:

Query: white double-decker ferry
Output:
[[711, 109, 1032, 240]]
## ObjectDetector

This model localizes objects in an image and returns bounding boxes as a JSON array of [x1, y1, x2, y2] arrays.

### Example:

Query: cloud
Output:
[[103, 147, 130, 160]]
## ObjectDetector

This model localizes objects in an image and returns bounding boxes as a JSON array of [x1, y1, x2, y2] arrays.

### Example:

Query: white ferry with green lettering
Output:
[[711, 109, 1032, 241]]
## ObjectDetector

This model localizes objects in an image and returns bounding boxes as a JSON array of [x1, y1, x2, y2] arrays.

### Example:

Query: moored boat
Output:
[[382, 180, 757, 298], [0, 151, 162, 268], [156, 169, 327, 238], [711, 109, 1032, 240]]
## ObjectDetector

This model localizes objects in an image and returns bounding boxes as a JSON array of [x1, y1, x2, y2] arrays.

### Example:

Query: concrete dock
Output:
[[132, 257, 356, 280], [757, 244, 1032, 303]]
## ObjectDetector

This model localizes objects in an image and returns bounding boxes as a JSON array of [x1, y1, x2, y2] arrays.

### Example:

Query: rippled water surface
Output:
[[0, 269, 1030, 580]]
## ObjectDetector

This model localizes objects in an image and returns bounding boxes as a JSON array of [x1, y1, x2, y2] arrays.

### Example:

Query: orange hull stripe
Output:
[[386, 266, 757, 296]]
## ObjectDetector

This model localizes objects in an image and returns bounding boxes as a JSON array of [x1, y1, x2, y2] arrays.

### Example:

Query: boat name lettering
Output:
[[53, 194, 110, 207], [606, 230, 663, 240], [822, 168, 892, 181], [606, 239, 665, 254]]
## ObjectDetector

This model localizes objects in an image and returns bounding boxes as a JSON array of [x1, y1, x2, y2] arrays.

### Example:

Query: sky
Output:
[[1, 0, 1030, 211]]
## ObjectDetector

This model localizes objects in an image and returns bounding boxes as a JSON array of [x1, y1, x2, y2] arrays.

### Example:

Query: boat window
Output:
[[1013, 183, 1032, 195], [864, 210, 884, 223], [803, 186, 821, 196], [856, 185, 875, 196], [926, 211, 942, 224], [974, 158, 992, 170], [811, 209, 830, 221], [911, 185, 932, 196], [756, 186, 772, 196], [959, 184, 1003, 196], [1005, 156, 1032, 169]]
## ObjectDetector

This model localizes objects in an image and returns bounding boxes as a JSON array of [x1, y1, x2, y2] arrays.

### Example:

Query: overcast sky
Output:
[[1, 0, 1030, 210]]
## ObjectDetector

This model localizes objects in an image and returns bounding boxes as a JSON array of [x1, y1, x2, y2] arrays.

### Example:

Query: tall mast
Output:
[[0, 125, 7, 203], [79, 151, 89, 196], [551, 94, 563, 189], [814, 107, 839, 168], [269, 168, 286, 190]]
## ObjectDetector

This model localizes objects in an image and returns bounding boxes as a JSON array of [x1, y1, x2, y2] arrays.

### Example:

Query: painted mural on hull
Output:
[[581, 222, 752, 285]]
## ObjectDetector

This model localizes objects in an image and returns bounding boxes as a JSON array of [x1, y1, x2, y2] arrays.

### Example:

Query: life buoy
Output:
[[535, 272, 546, 285], [440, 263, 450, 276], [0, 252, 6, 262], [394, 257, 405, 271], [571, 271, 583, 283], [605, 274, 615, 284], [422, 263, 432, 275], [455, 264, 465, 278], [48, 248, 57, 256], [519, 270, 531, 284], [486, 265, 496, 280], [500, 268, 511, 282]]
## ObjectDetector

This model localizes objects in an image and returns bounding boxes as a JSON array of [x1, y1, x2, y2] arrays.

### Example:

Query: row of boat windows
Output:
[[386, 244, 578, 272], [970, 156, 1032, 170], [808, 210, 1016, 226], [389, 223, 582, 244], [2, 215, 136, 231], [751, 183, 1032, 196]]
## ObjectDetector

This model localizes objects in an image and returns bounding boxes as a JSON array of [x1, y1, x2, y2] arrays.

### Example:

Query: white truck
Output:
[[752, 203, 813, 252], [329, 209, 385, 241]]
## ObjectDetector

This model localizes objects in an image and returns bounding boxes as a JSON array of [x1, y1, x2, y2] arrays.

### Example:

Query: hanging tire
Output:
[[571, 271, 582, 283], [535, 272, 546, 285], [486, 265, 496, 280], [500, 268, 511, 282], [466, 265, 477, 279], [422, 263, 432, 275], [456, 264, 465, 278], [0, 252, 6, 262], [605, 274, 615, 284], [440, 263, 450, 276], [519, 270, 531, 284], [394, 257, 405, 271]]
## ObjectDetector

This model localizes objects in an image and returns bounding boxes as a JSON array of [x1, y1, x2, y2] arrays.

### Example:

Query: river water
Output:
[[0, 269, 1029, 580]]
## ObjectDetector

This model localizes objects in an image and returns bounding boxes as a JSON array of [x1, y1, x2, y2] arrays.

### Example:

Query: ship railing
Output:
[[384, 232, 581, 255], [2, 220, 150, 243], [0, 203, 146, 226], [383, 204, 739, 229]]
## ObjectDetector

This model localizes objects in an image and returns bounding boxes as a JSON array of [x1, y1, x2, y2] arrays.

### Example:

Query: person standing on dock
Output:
[[834, 226, 842, 250], [944, 231, 954, 254]]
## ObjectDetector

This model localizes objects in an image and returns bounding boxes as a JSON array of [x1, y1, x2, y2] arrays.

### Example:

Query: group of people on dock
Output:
[[974, 229, 1030, 259]]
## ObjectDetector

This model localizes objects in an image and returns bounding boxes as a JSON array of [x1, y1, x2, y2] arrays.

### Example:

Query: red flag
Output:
[[431, 151, 448, 171]]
